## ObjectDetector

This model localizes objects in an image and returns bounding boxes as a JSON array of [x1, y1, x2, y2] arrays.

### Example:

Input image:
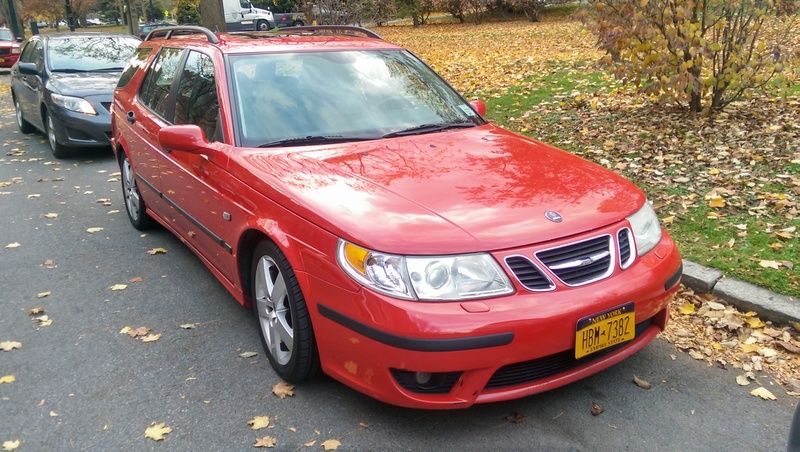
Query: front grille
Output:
[[536, 235, 613, 286], [0, 48, 9, 56], [485, 319, 653, 390], [391, 369, 462, 394], [618, 228, 634, 268], [505, 255, 554, 291]]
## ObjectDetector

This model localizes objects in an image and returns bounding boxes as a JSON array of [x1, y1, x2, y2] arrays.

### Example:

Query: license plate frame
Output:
[[575, 302, 635, 359]]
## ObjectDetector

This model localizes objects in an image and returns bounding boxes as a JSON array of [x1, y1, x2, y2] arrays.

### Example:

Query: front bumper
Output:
[[304, 230, 681, 409], [49, 94, 112, 148]]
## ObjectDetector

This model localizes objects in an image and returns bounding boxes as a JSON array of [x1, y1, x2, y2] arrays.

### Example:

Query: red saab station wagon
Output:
[[112, 25, 682, 409]]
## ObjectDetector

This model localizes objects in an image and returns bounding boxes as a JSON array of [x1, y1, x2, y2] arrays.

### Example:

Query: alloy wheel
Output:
[[47, 115, 57, 151], [122, 157, 141, 221], [254, 255, 294, 365]]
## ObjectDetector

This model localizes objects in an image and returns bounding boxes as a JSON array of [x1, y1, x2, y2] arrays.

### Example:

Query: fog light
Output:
[[414, 372, 432, 385]]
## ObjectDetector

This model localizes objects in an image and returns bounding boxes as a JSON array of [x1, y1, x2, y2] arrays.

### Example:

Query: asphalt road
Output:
[[1, 72, 797, 451]]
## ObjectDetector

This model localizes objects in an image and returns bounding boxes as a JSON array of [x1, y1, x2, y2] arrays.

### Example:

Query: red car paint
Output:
[[0, 39, 20, 68], [113, 31, 682, 409]]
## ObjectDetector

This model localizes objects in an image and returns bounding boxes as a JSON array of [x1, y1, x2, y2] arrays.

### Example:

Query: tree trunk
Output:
[[411, 13, 419, 27], [199, 0, 226, 32]]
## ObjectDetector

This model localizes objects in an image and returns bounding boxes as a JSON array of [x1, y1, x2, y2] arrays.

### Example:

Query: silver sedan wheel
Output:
[[47, 114, 57, 151], [122, 158, 140, 221], [255, 256, 293, 365], [15, 100, 23, 128]]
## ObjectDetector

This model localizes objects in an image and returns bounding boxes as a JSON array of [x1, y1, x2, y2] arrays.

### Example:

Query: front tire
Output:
[[256, 20, 270, 31], [293, 20, 304, 26], [14, 97, 35, 134], [120, 152, 153, 230], [45, 110, 69, 159], [252, 241, 319, 382]]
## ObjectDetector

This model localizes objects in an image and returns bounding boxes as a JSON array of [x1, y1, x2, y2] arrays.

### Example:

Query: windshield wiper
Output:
[[94, 67, 126, 71], [257, 135, 374, 148], [381, 121, 476, 138], [51, 68, 90, 73]]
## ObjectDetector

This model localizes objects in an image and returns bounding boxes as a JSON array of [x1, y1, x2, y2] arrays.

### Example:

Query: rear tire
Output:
[[45, 110, 69, 159], [14, 97, 35, 134], [120, 151, 153, 230], [293, 20, 304, 26], [251, 240, 320, 382]]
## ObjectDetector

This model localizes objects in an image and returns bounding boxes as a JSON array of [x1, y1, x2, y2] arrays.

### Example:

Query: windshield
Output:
[[48, 36, 140, 72], [230, 50, 481, 147], [0, 29, 12, 41]]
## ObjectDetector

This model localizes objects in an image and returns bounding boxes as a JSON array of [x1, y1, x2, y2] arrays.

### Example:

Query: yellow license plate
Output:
[[575, 302, 635, 359], [0, 58, 5, 63]]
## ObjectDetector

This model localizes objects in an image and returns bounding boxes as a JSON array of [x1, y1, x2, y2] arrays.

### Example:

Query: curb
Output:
[[680, 259, 800, 325]]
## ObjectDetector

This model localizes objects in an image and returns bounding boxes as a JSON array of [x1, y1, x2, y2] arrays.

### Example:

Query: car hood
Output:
[[234, 125, 645, 254], [47, 71, 121, 97]]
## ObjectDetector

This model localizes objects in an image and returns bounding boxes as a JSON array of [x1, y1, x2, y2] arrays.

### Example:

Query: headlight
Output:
[[627, 201, 662, 256], [51, 93, 96, 115], [337, 240, 514, 301], [11, 46, 20, 54]]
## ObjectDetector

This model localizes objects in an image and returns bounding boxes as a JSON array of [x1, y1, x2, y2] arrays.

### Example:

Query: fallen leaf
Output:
[[707, 195, 726, 208], [590, 402, 604, 416], [110, 284, 128, 291], [707, 301, 725, 310], [254, 436, 277, 448], [750, 387, 776, 401], [141, 333, 161, 343], [248, 416, 270, 430], [36, 291, 51, 299], [34, 315, 52, 327], [86, 227, 104, 233], [5, 242, 20, 249], [740, 343, 760, 354], [688, 350, 705, 360], [0, 341, 22, 352], [633, 375, 652, 389], [44, 213, 58, 219], [758, 260, 782, 269], [321, 439, 341, 451], [179, 323, 197, 329], [745, 317, 765, 329], [27, 307, 44, 316], [129, 277, 143, 283], [49, 411, 58, 417], [0, 375, 15, 384], [775, 341, 800, 354], [144, 422, 172, 441], [147, 247, 168, 255], [736, 375, 750, 386], [304, 440, 317, 447], [272, 381, 295, 399], [42, 259, 56, 269], [124, 326, 150, 338], [239, 351, 258, 358], [678, 302, 695, 315], [2, 440, 20, 451]]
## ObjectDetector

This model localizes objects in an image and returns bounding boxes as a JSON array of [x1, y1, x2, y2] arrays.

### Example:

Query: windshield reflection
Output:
[[48, 36, 140, 72]]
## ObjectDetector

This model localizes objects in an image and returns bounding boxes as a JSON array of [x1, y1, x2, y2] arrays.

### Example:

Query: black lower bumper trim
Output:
[[317, 304, 513, 352], [664, 263, 683, 291]]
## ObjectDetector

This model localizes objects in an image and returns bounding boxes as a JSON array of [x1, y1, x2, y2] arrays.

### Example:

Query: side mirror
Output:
[[470, 99, 486, 117], [17, 62, 39, 75], [16, 36, 23, 42], [158, 125, 210, 154]]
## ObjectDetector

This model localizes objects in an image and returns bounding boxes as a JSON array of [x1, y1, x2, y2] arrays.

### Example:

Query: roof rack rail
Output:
[[265, 25, 382, 40], [144, 26, 219, 44]]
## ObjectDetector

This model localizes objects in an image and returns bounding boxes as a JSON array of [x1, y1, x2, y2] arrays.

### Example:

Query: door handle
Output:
[[126, 111, 135, 124]]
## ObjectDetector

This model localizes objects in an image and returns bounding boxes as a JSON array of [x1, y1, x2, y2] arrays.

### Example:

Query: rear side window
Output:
[[174, 51, 220, 142], [117, 47, 153, 88], [138, 47, 183, 118]]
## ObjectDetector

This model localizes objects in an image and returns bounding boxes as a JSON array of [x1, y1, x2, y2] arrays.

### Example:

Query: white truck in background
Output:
[[223, 0, 276, 31]]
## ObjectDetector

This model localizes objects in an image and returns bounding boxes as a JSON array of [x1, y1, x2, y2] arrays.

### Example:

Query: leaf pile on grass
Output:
[[665, 288, 800, 398]]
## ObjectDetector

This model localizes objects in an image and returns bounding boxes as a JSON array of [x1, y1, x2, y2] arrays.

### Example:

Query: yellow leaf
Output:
[[272, 381, 295, 399], [146, 247, 168, 255], [144, 422, 172, 441], [678, 302, 695, 315], [750, 387, 776, 401], [248, 416, 270, 430], [2, 440, 20, 451], [0, 375, 15, 384], [44, 213, 58, 219], [321, 439, 342, 451], [239, 351, 258, 358], [86, 227, 104, 233], [758, 260, 781, 269], [36, 291, 51, 298], [110, 284, 128, 291], [0, 341, 22, 352], [740, 343, 760, 353], [707, 195, 726, 208], [745, 317, 765, 329], [254, 436, 277, 448], [140, 333, 161, 343], [5, 242, 21, 249]]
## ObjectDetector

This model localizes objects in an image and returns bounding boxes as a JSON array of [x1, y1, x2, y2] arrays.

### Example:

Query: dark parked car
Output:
[[10, 33, 140, 158], [138, 22, 175, 39]]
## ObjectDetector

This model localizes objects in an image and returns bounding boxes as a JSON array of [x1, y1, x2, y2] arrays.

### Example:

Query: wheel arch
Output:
[[237, 228, 290, 308]]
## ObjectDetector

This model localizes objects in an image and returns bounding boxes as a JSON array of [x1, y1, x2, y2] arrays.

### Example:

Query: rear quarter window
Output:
[[138, 47, 183, 119], [117, 47, 153, 89]]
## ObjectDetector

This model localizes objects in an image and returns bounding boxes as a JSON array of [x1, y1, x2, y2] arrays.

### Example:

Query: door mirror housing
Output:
[[469, 99, 486, 117], [17, 62, 39, 76], [16, 36, 23, 43], [159, 125, 210, 154]]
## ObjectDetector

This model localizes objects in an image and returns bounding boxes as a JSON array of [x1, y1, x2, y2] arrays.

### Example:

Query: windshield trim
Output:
[[225, 49, 486, 149]]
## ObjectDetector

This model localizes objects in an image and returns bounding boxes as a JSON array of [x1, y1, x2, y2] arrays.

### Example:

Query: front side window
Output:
[[18, 40, 37, 63], [47, 36, 140, 72], [229, 50, 480, 147], [117, 47, 153, 88], [138, 47, 183, 119], [174, 51, 220, 141]]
